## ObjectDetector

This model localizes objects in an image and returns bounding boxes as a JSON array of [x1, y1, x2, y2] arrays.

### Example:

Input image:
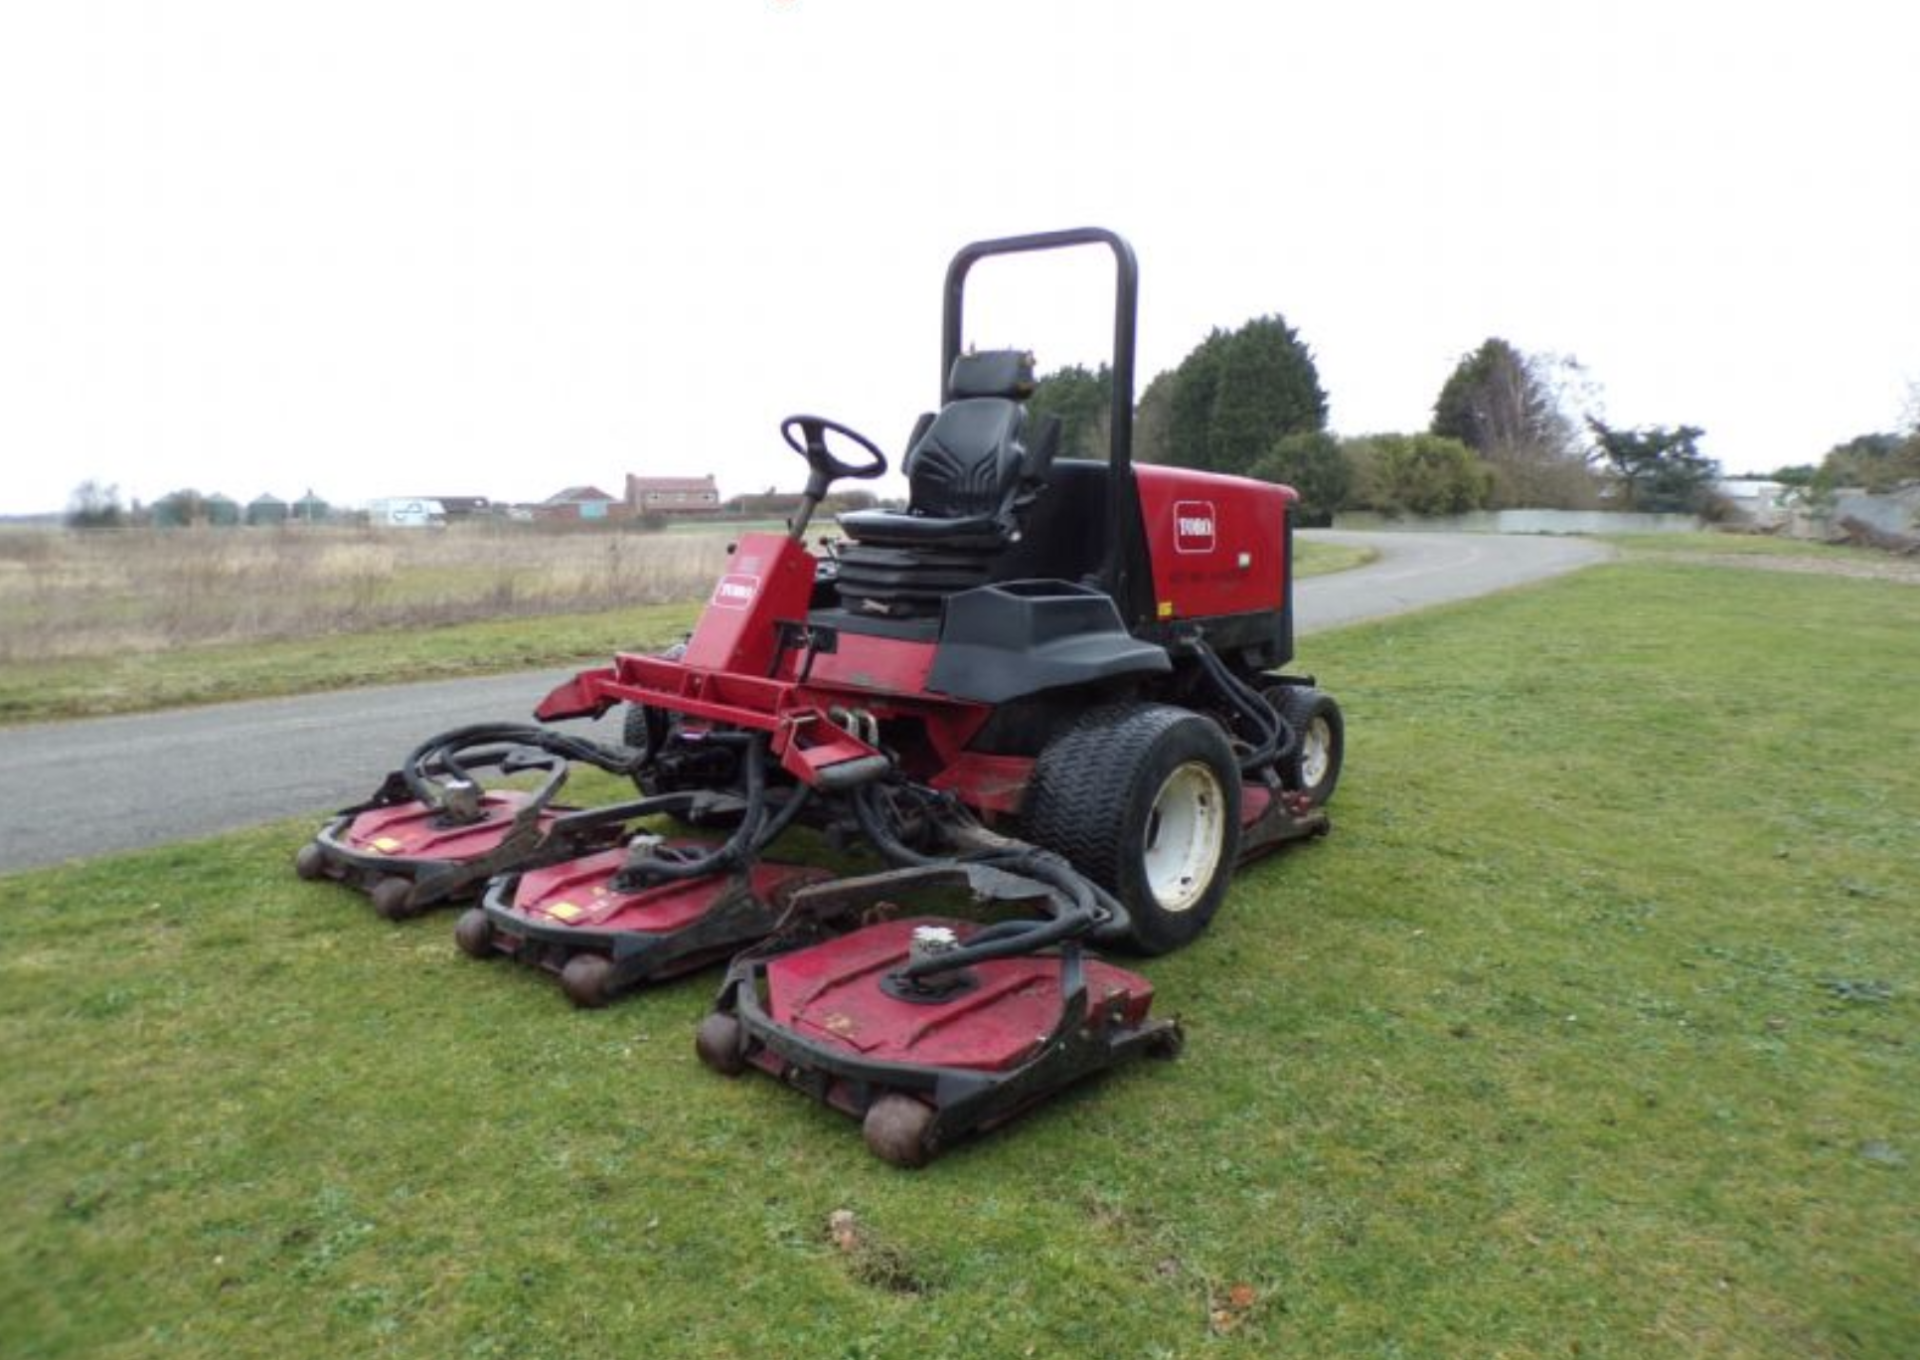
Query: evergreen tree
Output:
[[1027, 363, 1114, 460], [1166, 317, 1327, 475], [1587, 419, 1717, 512]]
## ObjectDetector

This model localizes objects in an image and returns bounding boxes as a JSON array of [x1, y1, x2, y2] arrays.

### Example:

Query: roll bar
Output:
[[940, 227, 1147, 620]]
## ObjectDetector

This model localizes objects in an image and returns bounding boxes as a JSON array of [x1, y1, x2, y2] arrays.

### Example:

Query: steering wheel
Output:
[[780, 415, 888, 486]]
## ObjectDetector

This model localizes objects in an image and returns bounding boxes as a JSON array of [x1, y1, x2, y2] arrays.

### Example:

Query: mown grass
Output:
[[4, 557, 1915, 1358], [0, 538, 1366, 726]]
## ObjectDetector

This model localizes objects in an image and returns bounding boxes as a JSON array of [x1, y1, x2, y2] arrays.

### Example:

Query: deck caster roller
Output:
[[370, 876, 417, 922], [560, 952, 614, 1009], [454, 908, 495, 959], [694, 1012, 748, 1076], [293, 842, 328, 882], [862, 1095, 936, 1169]]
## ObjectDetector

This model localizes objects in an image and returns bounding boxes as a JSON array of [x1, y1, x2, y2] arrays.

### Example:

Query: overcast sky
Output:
[[2, 1, 1914, 515]]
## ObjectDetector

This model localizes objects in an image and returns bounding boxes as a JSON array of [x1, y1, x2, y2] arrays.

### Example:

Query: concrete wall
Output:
[[1332, 509, 1701, 535]]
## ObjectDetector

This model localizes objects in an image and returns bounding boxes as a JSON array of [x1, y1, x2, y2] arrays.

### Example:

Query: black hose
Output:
[[1187, 636, 1298, 774], [399, 721, 645, 810], [614, 734, 773, 885], [850, 784, 1116, 977]]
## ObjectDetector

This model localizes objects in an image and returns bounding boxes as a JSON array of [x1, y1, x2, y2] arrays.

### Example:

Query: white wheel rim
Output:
[[1142, 761, 1227, 913], [1299, 716, 1332, 790]]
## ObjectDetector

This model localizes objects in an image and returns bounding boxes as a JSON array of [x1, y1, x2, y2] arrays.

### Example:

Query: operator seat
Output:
[[834, 350, 1060, 618]]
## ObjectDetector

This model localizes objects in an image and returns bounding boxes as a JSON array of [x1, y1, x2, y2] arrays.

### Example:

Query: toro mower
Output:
[[504, 226, 1347, 1161]]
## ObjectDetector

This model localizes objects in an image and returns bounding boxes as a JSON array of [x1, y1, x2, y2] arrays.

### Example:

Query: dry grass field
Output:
[[0, 524, 735, 664]]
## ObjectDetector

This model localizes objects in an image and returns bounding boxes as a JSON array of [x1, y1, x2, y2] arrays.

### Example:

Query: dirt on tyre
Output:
[[1269, 685, 1344, 807], [1023, 703, 1241, 955]]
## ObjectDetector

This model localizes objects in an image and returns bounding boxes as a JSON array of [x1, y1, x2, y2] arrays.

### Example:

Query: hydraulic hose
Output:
[[1186, 636, 1298, 774], [400, 722, 645, 811], [850, 784, 1117, 977], [613, 733, 772, 886]]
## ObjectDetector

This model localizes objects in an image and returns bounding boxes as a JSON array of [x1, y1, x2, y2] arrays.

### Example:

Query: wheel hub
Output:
[[1142, 761, 1226, 913]]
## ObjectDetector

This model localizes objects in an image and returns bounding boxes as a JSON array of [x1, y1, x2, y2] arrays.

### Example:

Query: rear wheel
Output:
[[694, 1011, 748, 1076], [1024, 704, 1242, 955], [293, 842, 328, 881], [1270, 686, 1344, 807], [370, 876, 416, 922], [560, 953, 614, 1009], [454, 908, 495, 959], [863, 1095, 935, 1168]]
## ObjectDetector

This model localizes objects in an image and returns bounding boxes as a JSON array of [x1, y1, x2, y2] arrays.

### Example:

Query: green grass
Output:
[[0, 541, 1369, 726], [1295, 537, 1378, 577], [1610, 530, 1891, 561], [3, 559, 1917, 1358]]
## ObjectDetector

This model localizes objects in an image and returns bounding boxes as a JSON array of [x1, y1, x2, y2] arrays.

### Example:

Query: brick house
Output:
[[535, 485, 627, 522]]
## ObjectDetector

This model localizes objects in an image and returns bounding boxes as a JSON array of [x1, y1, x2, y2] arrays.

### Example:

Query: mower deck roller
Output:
[[294, 724, 644, 921]]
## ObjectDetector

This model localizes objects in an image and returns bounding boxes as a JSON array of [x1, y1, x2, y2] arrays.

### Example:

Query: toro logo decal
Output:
[[1173, 500, 1217, 554], [711, 573, 761, 610]]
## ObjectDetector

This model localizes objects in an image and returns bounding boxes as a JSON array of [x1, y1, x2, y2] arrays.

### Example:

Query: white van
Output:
[[366, 498, 448, 528]]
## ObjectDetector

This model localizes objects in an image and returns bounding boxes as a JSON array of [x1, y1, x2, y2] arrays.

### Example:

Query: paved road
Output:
[[0, 531, 1607, 873]]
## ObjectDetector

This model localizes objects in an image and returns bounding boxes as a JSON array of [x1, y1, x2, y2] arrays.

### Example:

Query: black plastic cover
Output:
[[927, 580, 1170, 704]]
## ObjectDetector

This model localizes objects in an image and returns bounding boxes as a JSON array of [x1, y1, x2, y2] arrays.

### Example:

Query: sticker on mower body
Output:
[[711, 574, 761, 610], [1173, 500, 1216, 554]]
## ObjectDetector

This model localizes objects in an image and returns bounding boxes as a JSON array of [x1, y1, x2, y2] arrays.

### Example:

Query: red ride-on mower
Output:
[[294, 723, 645, 921], [521, 227, 1344, 1161]]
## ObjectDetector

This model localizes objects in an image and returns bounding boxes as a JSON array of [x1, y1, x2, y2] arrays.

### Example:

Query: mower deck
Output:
[[298, 790, 590, 921], [701, 916, 1181, 1166], [458, 845, 831, 1008]]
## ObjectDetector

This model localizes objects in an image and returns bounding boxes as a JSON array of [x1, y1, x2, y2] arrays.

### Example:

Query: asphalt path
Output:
[[0, 531, 1607, 873]]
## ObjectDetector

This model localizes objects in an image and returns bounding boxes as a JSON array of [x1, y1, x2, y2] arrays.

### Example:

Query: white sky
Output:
[[2, 1, 1915, 514]]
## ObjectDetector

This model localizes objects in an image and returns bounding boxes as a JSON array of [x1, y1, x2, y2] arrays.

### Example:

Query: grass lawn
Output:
[[0, 539, 1368, 727], [2, 555, 1915, 1358]]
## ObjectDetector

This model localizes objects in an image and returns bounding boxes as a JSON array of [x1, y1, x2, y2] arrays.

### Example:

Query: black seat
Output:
[[832, 352, 1060, 618], [838, 350, 1058, 551]]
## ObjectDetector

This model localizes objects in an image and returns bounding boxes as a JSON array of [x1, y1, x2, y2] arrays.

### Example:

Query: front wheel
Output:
[[1269, 686, 1344, 807], [1023, 704, 1242, 955]]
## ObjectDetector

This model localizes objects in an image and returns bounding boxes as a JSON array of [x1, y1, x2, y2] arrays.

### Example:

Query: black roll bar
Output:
[[940, 227, 1150, 624]]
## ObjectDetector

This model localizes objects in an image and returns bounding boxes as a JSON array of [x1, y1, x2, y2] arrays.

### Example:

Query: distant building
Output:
[[246, 493, 289, 527], [1716, 478, 1789, 527], [205, 494, 241, 527], [291, 491, 330, 524], [627, 474, 721, 516], [536, 485, 626, 522], [427, 496, 494, 522]]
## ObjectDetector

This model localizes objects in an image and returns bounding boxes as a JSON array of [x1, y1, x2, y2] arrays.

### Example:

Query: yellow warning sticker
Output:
[[1157, 601, 1174, 619], [548, 901, 585, 922], [370, 836, 402, 853]]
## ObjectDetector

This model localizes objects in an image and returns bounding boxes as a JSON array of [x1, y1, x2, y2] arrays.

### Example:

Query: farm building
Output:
[[536, 485, 627, 522], [626, 474, 721, 516]]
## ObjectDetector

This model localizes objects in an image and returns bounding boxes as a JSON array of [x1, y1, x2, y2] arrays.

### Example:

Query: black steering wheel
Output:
[[780, 415, 888, 487]]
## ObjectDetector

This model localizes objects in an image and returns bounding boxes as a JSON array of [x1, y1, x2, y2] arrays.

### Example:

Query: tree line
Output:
[[1028, 326, 1912, 524]]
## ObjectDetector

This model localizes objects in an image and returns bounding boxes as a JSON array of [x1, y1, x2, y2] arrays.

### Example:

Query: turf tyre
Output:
[[1270, 686, 1344, 807], [1023, 704, 1241, 955]]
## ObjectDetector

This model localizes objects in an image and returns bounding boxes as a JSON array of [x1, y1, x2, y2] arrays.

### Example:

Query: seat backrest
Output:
[[903, 350, 1045, 521]]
